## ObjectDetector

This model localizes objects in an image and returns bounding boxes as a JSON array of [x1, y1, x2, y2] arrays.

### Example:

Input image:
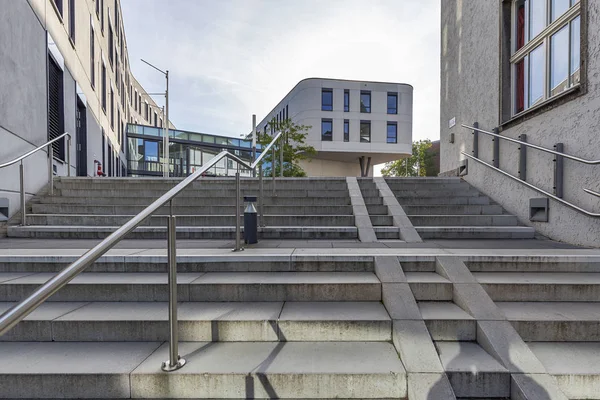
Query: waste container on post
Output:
[[244, 196, 258, 244]]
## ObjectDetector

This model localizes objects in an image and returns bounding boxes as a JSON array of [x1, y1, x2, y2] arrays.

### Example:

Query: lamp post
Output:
[[141, 59, 169, 178]]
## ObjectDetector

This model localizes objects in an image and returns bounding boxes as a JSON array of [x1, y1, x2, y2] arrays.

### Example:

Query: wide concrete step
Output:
[[24, 214, 355, 227], [0, 341, 407, 398], [467, 259, 600, 273], [528, 342, 600, 400], [402, 204, 504, 215], [418, 301, 476, 341], [409, 214, 518, 226], [369, 215, 393, 226], [393, 189, 482, 198], [435, 341, 510, 398], [359, 189, 380, 197], [474, 272, 600, 301], [385, 177, 462, 184], [405, 272, 453, 301], [0, 301, 391, 342], [363, 197, 383, 205], [55, 188, 350, 198], [416, 226, 535, 239], [0, 272, 381, 302], [396, 196, 491, 206], [374, 226, 400, 240], [366, 204, 388, 215], [497, 302, 600, 341], [7, 225, 358, 240], [30, 203, 355, 215], [386, 182, 471, 191]]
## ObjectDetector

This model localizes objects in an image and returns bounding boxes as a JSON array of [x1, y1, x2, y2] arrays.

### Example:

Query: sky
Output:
[[121, 0, 441, 172]]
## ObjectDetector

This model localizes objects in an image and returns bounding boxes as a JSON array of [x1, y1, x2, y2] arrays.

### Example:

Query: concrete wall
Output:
[[299, 159, 364, 178], [440, 0, 600, 247], [0, 1, 48, 218]]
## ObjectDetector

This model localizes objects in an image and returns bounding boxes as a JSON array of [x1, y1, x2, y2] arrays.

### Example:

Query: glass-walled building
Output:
[[126, 124, 261, 177]]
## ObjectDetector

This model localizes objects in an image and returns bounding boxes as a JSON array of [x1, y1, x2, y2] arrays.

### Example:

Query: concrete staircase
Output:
[[385, 177, 536, 240], [357, 178, 401, 239]]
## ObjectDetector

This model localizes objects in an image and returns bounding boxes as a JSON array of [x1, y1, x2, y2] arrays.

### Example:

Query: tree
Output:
[[257, 118, 316, 177], [381, 139, 438, 177]]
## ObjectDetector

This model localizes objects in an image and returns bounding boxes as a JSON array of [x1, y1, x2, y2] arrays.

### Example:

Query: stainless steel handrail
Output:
[[462, 124, 600, 165], [462, 152, 600, 217], [0, 130, 285, 372], [0, 132, 71, 226]]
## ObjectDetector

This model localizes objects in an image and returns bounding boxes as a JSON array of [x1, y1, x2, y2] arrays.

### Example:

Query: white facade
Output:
[[257, 78, 413, 177]]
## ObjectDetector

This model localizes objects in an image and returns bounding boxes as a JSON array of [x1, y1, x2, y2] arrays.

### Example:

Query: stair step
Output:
[[405, 272, 453, 301], [416, 226, 535, 239], [393, 189, 481, 198], [409, 215, 518, 226], [0, 341, 407, 399], [418, 301, 476, 341], [56, 188, 350, 198], [474, 272, 600, 301], [402, 204, 503, 215], [369, 215, 393, 226], [0, 301, 390, 342], [374, 226, 400, 239], [396, 197, 491, 205], [34, 196, 352, 206]]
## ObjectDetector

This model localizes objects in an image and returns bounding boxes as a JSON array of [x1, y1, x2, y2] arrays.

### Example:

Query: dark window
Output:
[[360, 121, 371, 143], [48, 55, 65, 160], [387, 122, 397, 143], [108, 25, 114, 67], [90, 27, 95, 89], [68, 0, 75, 42], [321, 119, 333, 141], [100, 0, 104, 33], [154, 111, 158, 127], [343, 119, 349, 142], [110, 88, 114, 129], [321, 89, 333, 111], [96, 0, 100, 17], [360, 91, 371, 113], [344, 90, 349, 112], [286, 104, 289, 121], [117, 109, 121, 143], [53, 0, 63, 17], [387, 93, 397, 114], [101, 62, 106, 112]]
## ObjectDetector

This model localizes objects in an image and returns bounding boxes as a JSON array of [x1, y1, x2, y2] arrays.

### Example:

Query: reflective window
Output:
[[344, 90, 349, 112], [387, 93, 398, 114], [529, 43, 545, 107], [322, 89, 333, 111], [145, 141, 158, 162], [550, 25, 569, 96], [529, 0, 546, 40], [360, 91, 371, 113], [344, 120, 349, 142], [551, 0, 570, 21], [387, 123, 397, 143], [360, 121, 371, 143], [570, 16, 580, 85], [321, 119, 333, 141]]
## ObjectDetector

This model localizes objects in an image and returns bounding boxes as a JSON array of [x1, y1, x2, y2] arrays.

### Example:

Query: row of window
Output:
[[321, 119, 398, 144], [322, 89, 398, 114]]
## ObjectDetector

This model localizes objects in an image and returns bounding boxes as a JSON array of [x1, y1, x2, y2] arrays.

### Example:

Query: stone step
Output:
[[7, 225, 359, 240], [363, 197, 383, 205], [416, 226, 535, 239], [24, 214, 355, 227], [396, 196, 491, 205], [497, 302, 600, 341], [418, 301, 476, 341], [405, 272, 453, 301], [0, 341, 407, 399], [0, 272, 381, 302], [30, 204, 355, 215], [409, 215, 518, 227], [435, 341, 510, 398], [528, 342, 600, 400], [402, 204, 504, 215], [467, 259, 600, 273], [55, 188, 350, 198], [385, 182, 471, 191], [359, 189, 380, 197], [374, 226, 400, 240], [369, 215, 393, 226], [385, 177, 462, 184], [474, 272, 600, 301], [0, 301, 391, 342], [366, 204, 388, 215], [393, 189, 482, 198]]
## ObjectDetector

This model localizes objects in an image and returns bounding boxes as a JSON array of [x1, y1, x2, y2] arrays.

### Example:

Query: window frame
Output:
[[90, 23, 95, 90], [360, 91, 371, 113], [386, 122, 398, 144], [387, 92, 398, 114], [509, 0, 581, 116], [343, 119, 349, 142], [68, 0, 75, 44], [360, 120, 371, 143], [344, 90, 350, 112], [321, 89, 333, 111], [321, 119, 333, 141]]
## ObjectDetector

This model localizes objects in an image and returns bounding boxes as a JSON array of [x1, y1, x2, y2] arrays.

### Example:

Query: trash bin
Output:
[[244, 196, 258, 244]]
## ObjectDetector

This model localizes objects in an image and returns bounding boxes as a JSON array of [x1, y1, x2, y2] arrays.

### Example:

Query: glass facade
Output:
[[126, 124, 260, 177]]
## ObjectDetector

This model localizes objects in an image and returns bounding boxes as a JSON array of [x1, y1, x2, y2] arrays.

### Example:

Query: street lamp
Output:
[[141, 59, 169, 178]]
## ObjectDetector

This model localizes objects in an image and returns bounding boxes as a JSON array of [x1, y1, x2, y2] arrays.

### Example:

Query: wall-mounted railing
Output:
[[0, 132, 71, 225], [462, 123, 600, 217], [0, 130, 286, 372]]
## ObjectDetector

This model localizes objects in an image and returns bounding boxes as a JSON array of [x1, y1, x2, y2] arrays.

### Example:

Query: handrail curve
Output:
[[0, 131, 284, 337], [0, 132, 71, 169]]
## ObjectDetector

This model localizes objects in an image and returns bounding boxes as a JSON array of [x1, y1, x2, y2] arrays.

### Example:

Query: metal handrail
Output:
[[0, 129, 285, 371], [462, 124, 600, 165], [462, 152, 600, 217], [0, 132, 71, 226]]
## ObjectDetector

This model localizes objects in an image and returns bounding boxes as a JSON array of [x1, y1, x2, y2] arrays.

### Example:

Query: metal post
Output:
[[554, 142, 564, 198], [259, 164, 264, 227], [47, 144, 53, 196], [161, 206, 186, 372], [67, 135, 71, 177], [272, 144, 276, 196], [233, 167, 243, 252], [279, 135, 284, 177], [164, 71, 170, 178], [472, 122, 479, 159], [20, 161, 26, 226], [492, 127, 500, 168], [252, 114, 257, 178], [519, 134, 527, 181]]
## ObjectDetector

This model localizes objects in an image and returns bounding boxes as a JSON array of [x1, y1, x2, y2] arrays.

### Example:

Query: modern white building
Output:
[[257, 78, 413, 177]]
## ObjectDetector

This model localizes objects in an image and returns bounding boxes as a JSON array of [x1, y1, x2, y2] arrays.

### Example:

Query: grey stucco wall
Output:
[[440, 0, 600, 247], [0, 1, 48, 218]]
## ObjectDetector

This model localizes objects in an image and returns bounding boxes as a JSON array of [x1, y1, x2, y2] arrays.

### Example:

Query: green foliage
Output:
[[257, 118, 316, 177], [381, 139, 438, 177]]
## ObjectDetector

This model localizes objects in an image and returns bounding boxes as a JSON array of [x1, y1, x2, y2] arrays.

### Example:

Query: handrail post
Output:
[[233, 166, 243, 252], [554, 143, 564, 198], [492, 127, 500, 168], [472, 122, 479, 159], [20, 161, 26, 226], [161, 204, 186, 372], [279, 135, 284, 177], [67, 135, 71, 177], [519, 134, 527, 181], [47, 144, 53, 196], [272, 144, 276, 196], [259, 164, 264, 227]]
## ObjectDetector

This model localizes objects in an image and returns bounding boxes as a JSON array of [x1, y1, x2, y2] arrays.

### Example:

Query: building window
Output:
[[387, 122, 398, 143], [154, 111, 158, 127], [360, 91, 371, 113], [108, 25, 114, 68], [100, 0, 104, 33], [387, 93, 398, 114], [321, 119, 333, 141], [110, 87, 114, 129], [52, 0, 63, 17], [343, 120, 349, 142], [90, 26, 95, 89], [511, 0, 580, 115], [344, 90, 350, 112], [322, 89, 333, 111], [101, 62, 106, 112], [360, 121, 371, 143], [68, 0, 75, 43]]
